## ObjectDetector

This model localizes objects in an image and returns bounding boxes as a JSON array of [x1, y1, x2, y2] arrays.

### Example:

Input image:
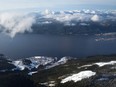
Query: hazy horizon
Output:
[[0, 0, 116, 12]]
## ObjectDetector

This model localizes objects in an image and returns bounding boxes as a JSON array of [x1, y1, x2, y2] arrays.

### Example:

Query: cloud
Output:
[[0, 10, 115, 37], [43, 11, 91, 25], [0, 12, 35, 37], [91, 15, 100, 22]]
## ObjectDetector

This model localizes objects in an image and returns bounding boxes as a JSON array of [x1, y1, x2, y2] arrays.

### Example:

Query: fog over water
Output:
[[0, 33, 116, 59]]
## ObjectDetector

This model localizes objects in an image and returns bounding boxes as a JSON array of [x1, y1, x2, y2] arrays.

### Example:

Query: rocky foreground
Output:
[[0, 54, 116, 87]]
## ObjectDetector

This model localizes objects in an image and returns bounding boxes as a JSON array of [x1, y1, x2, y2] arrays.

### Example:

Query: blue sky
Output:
[[0, 0, 116, 11]]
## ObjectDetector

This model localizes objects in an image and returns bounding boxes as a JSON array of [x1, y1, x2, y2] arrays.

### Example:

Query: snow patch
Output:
[[78, 64, 93, 69], [95, 61, 116, 67], [78, 61, 116, 69], [61, 70, 96, 83], [12, 60, 25, 70], [45, 57, 69, 69], [28, 71, 38, 75]]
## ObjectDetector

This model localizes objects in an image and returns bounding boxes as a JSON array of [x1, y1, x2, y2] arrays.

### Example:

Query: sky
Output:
[[0, 0, 116, 11]]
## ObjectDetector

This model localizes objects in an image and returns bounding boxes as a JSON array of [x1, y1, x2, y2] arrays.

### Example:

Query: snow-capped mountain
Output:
[[0, 54, 69, 74], [12, 56, 69, 71]]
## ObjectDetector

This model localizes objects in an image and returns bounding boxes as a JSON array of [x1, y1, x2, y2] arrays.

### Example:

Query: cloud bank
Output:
[[0, 10, 115, 37], [0, 12, 35, 37]]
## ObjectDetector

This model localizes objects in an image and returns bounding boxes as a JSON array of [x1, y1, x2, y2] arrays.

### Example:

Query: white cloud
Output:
[[0, 12, 35, 37], [91, 15, 100, 22]]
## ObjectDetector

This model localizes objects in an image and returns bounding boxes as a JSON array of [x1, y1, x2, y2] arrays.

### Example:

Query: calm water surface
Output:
[[0, 34, 116, 59]]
